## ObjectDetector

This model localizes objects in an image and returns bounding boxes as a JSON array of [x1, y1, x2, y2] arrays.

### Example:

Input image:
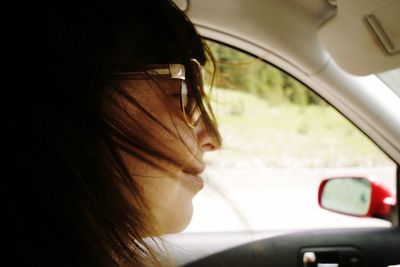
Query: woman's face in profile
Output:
[[115, 78, 219, 234]]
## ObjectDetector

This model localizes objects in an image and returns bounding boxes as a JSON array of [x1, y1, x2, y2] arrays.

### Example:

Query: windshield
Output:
[[377, 68, 400, 97]]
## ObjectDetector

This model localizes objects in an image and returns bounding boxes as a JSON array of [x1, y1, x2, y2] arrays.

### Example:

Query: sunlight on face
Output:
[[116, 79, 218, 234]]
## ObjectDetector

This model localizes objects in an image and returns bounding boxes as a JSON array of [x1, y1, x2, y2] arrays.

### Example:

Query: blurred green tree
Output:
[[205, 40, 326, 106]]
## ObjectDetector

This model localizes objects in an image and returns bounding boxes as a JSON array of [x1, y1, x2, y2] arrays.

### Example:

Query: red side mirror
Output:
[[318, 176, 396, 219]]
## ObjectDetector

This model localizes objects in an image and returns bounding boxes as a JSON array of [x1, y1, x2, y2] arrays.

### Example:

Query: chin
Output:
[[159, 202, 194, 235]]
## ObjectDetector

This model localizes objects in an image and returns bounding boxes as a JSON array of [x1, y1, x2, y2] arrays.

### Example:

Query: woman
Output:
[[26, 1, 221, 266]]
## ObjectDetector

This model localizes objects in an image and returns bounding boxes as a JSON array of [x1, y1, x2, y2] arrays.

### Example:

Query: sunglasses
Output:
[[113, 58, 204, 128]]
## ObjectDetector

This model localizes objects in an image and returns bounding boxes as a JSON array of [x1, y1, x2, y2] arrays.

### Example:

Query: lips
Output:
[[183, 163, 205, 176], [182, 162, 205, 189]]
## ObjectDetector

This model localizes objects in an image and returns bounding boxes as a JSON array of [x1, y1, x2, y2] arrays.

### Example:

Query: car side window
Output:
[[184, 40, 397, 233]]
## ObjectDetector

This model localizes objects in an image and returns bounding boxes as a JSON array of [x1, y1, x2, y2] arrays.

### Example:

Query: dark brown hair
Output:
[[20, 1, 220, 266]]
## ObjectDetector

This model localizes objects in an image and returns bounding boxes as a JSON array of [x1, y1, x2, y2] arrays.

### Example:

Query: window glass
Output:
[[184, 40, 396, 233]]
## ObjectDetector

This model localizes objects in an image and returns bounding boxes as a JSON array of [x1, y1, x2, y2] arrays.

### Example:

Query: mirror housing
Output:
[[318, 177, 396, 220]]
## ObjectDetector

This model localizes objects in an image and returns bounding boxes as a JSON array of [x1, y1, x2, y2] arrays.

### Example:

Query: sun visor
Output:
[[318, 0, 400, 76]]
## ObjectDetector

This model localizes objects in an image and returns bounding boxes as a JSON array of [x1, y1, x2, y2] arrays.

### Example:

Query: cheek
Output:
[[122, 82, 199, 166]]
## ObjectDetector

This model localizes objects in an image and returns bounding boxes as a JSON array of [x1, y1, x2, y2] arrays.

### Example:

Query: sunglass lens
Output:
[[181, 81, 200, 127]]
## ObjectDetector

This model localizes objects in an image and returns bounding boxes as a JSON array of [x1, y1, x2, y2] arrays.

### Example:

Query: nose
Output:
[[194, 118, 221, 152]]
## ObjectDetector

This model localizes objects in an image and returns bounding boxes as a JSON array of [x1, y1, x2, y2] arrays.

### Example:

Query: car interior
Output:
[[151, 0, 400, 266]]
